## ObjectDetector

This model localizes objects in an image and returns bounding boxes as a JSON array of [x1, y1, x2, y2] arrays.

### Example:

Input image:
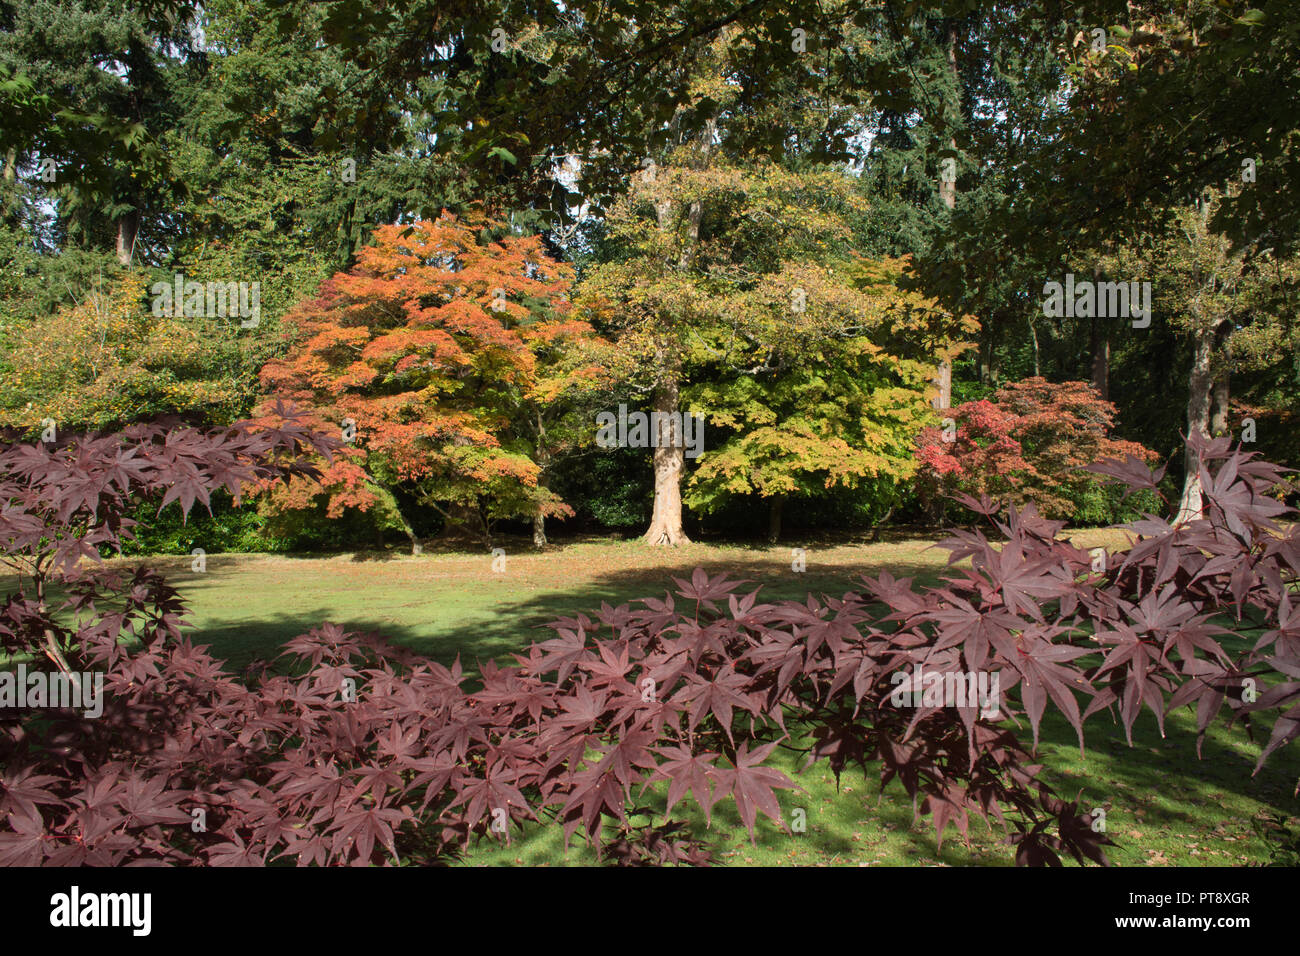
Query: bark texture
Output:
[[115, 211, 138, 266]]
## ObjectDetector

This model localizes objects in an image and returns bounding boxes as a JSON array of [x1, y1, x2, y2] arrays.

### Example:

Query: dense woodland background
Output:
[[5, 0, 1300, 874], [2, 0, 1297, 553]]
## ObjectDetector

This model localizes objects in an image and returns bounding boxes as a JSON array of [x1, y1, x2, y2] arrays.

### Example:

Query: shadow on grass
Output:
[[164, 552, 945, 672]]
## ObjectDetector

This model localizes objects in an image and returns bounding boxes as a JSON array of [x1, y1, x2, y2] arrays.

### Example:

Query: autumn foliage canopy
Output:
[[916, 378, 1159, 520], [256, 209, 599, 536]]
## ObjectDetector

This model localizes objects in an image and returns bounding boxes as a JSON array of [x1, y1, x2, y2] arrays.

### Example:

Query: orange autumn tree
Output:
[[256, 209, 598, 549]]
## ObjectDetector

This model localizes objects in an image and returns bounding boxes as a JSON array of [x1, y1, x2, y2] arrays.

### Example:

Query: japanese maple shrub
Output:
[[1, 420, 1298, 866], [255, 208, 602, 548], [917, 378, 1158, 523]]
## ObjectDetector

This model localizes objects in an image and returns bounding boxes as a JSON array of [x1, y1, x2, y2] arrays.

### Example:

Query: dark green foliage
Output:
[[118, 492, 283, 556], [551, 448, 653, 532]]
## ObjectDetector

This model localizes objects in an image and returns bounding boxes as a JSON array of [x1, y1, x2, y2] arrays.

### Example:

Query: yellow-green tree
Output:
[[0, 271, 253, 435], [687, 257, 974, 541], [579, 158, 975, 544]]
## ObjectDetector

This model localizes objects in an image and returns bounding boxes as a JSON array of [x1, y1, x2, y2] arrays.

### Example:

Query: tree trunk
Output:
[[396, 512, 421, 554], [1206, 382, 1227, 442], [641, 193, 692, 547], [381, 495, 421, 554], [1089, 300, 1110, 401], [115, 210, 138, 266], [768, 495, 784, 544], [869, 504, 895, 543], [1090, 324, 1110, 401], [35, 576, 75, 677], [1210, 376, 1229, 438], [1210, 321, 1231, 437], [931, 20, 960, 411], [1, 151, 16, 227], [939, 23, 960, 211], [1175, 327, 1215, 525], [931, 360, 952, 413], [533, 410, 550, 549], [640, 116, 711, 548], [642, 367, 690, 546], [1089, 264, 1110, 399], [1027, 314, 1041, 377]]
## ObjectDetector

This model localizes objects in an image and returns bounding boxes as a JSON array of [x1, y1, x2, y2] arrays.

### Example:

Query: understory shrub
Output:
[[118, 490, 283, 556], [916, 378, 1159, 525]]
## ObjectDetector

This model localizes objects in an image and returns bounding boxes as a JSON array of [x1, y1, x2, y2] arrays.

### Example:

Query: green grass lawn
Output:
[[139, 534, 960, 672], [6, 529, 1297, 866]]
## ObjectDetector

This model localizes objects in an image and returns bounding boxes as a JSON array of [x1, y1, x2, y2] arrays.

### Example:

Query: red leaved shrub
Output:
[[917, 378, 1158, 521], [1, 420, 1297, 866]]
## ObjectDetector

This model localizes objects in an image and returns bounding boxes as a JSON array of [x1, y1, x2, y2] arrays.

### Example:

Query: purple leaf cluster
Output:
[[1, 424, 1297, 866]]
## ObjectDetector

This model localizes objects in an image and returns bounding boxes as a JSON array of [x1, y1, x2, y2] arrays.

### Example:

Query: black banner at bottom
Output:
[[2, 863, 1281, 944]]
